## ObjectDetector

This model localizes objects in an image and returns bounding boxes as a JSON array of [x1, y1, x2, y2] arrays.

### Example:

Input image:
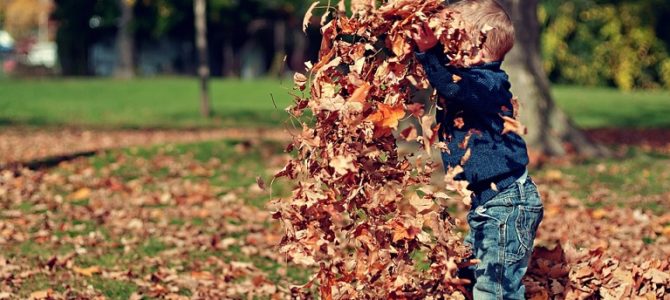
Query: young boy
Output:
[[412, 0, 544, 299]]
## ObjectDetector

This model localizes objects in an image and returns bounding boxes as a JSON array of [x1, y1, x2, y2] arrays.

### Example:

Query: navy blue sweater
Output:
[[415, 46, 529, 206]]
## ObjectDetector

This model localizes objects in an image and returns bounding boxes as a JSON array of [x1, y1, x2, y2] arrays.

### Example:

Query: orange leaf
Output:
[[348, 83, 371, 103], [69, 188, 91, 200], [29, 289, 53, 300], [454, 117, 464, 129], [190, 271, 214, 280], [366, 103, 405, 130], [452, 74, 462, 83], [73, 265, 101, 277]]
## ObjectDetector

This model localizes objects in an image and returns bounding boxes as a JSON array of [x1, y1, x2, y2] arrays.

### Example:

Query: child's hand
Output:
[[411, 22, 439, 53]]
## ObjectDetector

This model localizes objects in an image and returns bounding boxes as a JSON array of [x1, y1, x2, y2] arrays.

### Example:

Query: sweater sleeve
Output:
[[415, 48, 495, 111]]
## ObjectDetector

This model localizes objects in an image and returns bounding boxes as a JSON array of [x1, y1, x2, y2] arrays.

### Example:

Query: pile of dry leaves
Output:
[[522, 185, 670, 299], [271, 0, 670, 299], [271, 0, 486, 298]]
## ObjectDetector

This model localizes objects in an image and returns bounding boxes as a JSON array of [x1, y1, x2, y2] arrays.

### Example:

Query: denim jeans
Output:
[[460, 176, 544, 299]]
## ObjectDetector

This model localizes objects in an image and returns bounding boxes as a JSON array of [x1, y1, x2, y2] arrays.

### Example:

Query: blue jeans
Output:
[[461, 176, 544, 299]]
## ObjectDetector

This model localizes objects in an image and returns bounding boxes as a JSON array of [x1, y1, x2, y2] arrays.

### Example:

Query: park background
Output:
[[0, 0, 670, 299]]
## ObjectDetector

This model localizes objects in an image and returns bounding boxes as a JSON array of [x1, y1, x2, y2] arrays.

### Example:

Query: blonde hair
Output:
[[448, 0, 515, 61]]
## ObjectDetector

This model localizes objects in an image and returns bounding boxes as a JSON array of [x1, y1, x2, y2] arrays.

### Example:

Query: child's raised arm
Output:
[[415, 46, 509, 113]]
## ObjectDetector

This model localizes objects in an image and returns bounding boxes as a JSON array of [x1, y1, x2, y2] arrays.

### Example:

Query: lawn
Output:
[[0, 78, 668, 129], [1, 137, 668, 298], [0, 77, 295, 129], [552, 85, 670, 129]]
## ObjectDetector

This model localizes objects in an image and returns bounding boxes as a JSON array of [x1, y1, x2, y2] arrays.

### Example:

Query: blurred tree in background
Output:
[[52, 0, 116, 75], [2, 0, 669, 90], [540, 0, 670, 90]]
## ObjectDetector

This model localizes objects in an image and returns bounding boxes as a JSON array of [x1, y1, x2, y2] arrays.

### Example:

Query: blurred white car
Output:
[[26, 41, 57, 68], [0, 30, 14, 52]]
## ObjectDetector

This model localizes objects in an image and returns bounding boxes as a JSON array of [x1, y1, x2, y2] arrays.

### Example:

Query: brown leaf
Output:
[[329, 155, 356, 175], [303, 1, 319, 33], [460, 148, 472, 165], [256, 176, 266, 191], [453, 117, 464, 129], [391, 34, 410, 57], [294, 72, 308, 90], [409, 194, 434, 213], [366, 103, 406, 130], [400, 125, 418, 141], [501, 115, 527, 136], [406, 103, 425, 118]]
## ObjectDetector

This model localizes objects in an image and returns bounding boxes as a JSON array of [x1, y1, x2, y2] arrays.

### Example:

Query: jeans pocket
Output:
[[508, 205, 543, 263]]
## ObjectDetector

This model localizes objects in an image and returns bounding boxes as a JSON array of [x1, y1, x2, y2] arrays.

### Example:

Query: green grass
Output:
[[0, 77, 295, 129], [89, 278, 138, 300], [1, 78, 668, 129], [552, 85, 670, 129]]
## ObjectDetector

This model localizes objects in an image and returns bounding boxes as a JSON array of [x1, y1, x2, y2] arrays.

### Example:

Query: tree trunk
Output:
[[499, 0, 605, 157], [290, 28, 308, 73], [115, 0, 134, 78], [222, 38, 236, 77], [268, 19, 287, 77], [194, 0, 212, 117]]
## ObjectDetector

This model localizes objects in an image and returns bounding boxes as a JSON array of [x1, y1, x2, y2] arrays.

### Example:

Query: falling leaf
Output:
[[452, 74, 462, 83], [453, 117, 464, 129], [256, 176, 266, 191], [391, 34, 410, 57], [460, 148, 471, 165], [365, 103, 406, 130], [337, 0, 346, 13], [400, 125, 418, 141], [409, 194, 434, 213], [329, 155, 356, 175], [501, 115, 527, 136], [348, 82, 372, 103], [303, 1, 319, 33], [294, 72, 308, 90], [481, 24, 494, 34], [321, 8, 331, 26], [406, 103, 425, 117]]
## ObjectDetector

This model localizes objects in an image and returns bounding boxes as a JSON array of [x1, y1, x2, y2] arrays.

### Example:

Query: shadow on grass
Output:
[[0, 110, 291, 130]]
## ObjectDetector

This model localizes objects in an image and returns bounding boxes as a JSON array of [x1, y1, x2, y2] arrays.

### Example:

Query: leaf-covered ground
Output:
[[0, 140, 306, 299], [1, 138, 669, 299]]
